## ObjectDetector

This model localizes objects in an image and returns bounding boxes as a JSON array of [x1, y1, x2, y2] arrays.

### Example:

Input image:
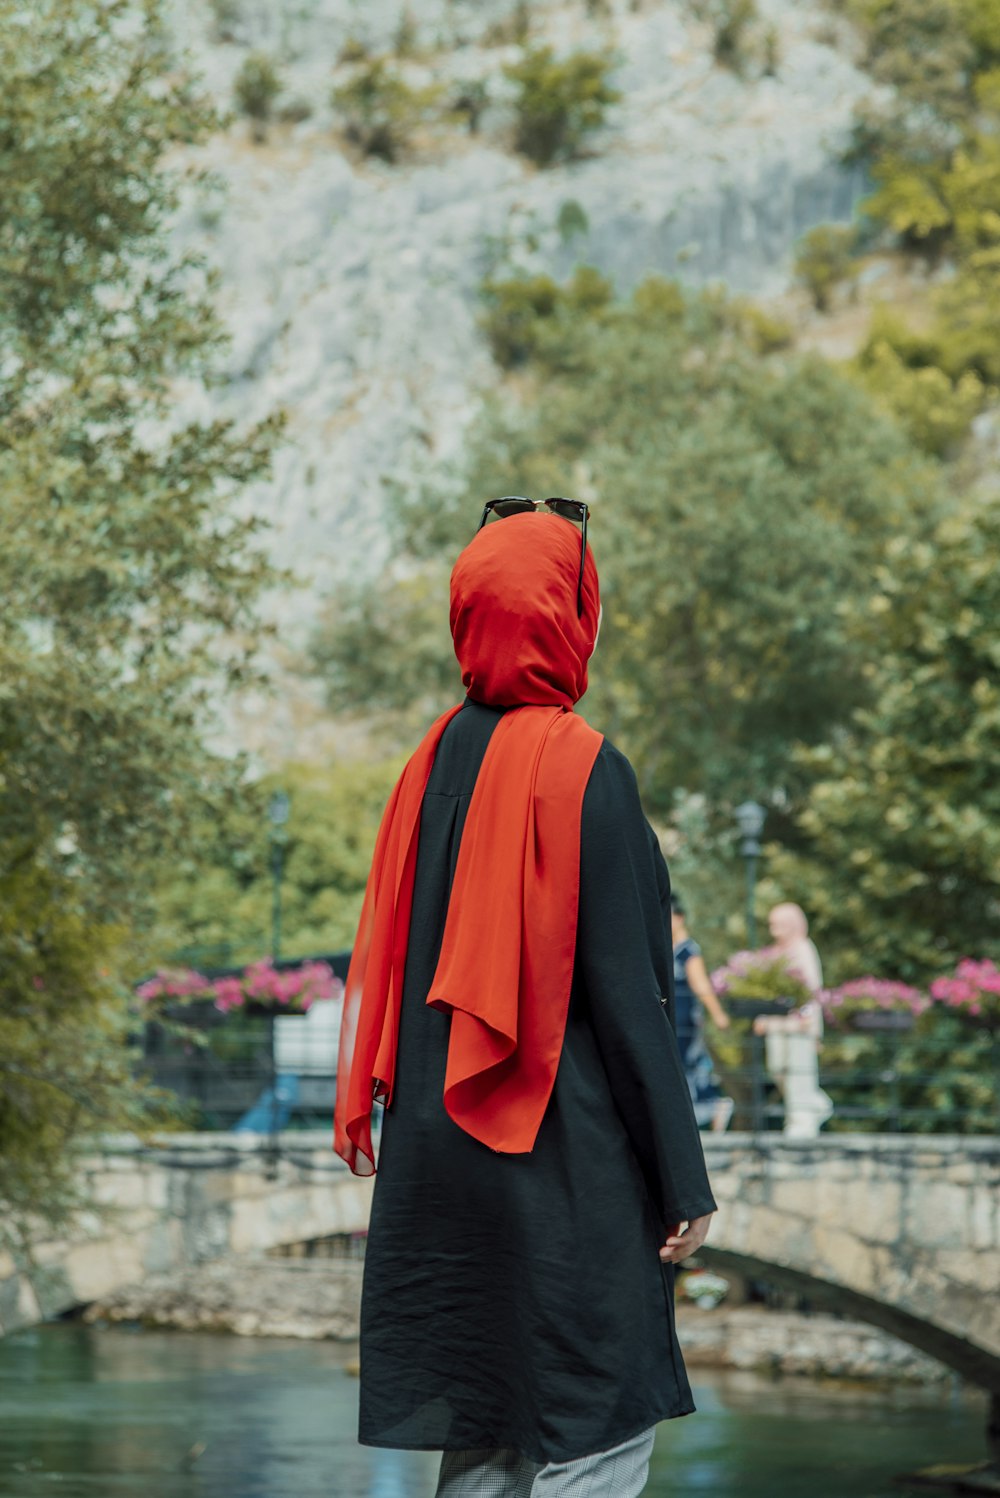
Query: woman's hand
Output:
[[659, 1214, 714, 1264]]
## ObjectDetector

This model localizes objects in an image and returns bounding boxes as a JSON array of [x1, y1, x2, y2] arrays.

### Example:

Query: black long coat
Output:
[[358, 701, 717, 1464]]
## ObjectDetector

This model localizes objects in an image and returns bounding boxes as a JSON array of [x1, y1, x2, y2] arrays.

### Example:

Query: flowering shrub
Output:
[[135, 967, 213, 1003], [136, 959, 342, 1014], [821, 977, 929, 1028], [710, 949, 813, 1006], [930, 959, 1000, 1026], [700, 950, 811, 1125]]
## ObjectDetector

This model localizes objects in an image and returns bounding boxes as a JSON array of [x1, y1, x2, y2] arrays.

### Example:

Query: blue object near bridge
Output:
[[233, 1073, 300, 1132]]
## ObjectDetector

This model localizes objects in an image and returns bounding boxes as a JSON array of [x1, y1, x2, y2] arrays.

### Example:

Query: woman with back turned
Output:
[[334, 499, 717, 1498], [670, 893, 734, 1132]]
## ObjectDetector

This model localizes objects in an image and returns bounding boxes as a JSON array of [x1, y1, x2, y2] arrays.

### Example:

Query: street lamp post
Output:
[[267, 790, 290, 964], [264, 789, 291, 1176], [734, 800, 766, 949]]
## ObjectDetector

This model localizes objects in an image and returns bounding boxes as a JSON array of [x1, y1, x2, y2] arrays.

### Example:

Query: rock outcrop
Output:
[[162, 0, 874, 743]]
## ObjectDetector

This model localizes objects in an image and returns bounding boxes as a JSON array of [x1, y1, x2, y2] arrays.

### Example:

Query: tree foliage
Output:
[[313, 272, 941, 828], [766, 495, 1000, 981], [841, 0, 1000, 448], [0, 0, 278, 1242], [794, 224, 859, 312], [150, 759, 404, 967], [332, 57, 443, 162], [504, 45, 621, 166], [234, 52, 283, 139]]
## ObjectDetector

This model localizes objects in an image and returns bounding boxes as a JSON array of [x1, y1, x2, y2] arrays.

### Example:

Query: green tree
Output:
[[794, 223, 859, 312], [0, 0, 278, 1245], [313, 273, 941, 824], [332, 57, 442, 163], [709, 0, 762, 73], [505, 45, 621, 166], [766, 495, 1000, 981], [234, 52, 282, 141], [149, 759, 405, 966], [843, 0, 1000, 448]]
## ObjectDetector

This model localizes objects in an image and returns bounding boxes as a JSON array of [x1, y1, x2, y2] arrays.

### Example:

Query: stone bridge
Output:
[[2, 1132, 998, 1397]]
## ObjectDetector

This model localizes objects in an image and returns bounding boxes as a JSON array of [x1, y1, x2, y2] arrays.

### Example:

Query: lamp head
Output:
[[734, 800, 766, 841], [267, 790, 291, 828]]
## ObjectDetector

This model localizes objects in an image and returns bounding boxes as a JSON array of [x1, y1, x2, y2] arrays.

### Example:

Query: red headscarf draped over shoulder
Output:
[[334, 512, 603, 1174]]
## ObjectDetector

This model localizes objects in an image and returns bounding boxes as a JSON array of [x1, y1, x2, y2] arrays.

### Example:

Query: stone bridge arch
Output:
[[2, 1132, 998, 1411], [0, 1134, 374, 1336], [699, 1134, 1000, 1394]]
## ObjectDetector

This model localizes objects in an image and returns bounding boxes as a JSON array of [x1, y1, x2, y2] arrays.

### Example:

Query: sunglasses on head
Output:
[[477, 496, 590, 616]]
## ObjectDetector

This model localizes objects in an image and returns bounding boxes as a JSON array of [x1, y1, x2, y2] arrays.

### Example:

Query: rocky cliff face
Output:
[[166, 0, 873, 749]]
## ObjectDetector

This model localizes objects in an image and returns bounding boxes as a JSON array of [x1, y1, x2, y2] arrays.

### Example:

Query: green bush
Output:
[[332, 57, 442, 162], [855, 332, 987, 453], [712, 0, 760, 70], [276, 96, 313, 125], [208, 0, 242, 44], [630, 275, 687, 321], [846, 0, 976, 145], [687, 0, 777, 74], [504, 45, 621, 166], [556, 197, 590, 242], [820, 1014, 998, 1134], [736, 301, 795, 352], [338, 35, 370, 65], [831, 0, 1000, 449], [480, 272, 563, 368], [234, 52, 282, 140], [450, 79, 489, 134], [863, 158, 953, 252], [479, 266, 612, 368], [794, 223, 859, 311], [761, 21, 781, 73], [394, 5, 419, 57], [484, 1, 533, 47]]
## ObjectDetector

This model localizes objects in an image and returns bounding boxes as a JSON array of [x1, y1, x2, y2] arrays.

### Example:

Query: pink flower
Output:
[[134, 967, 212, 1004], [928, 960, 999, 1024], [211, 976, 245, 1013], [244, 959, 279, 999], [820, 976, 929, 1025]]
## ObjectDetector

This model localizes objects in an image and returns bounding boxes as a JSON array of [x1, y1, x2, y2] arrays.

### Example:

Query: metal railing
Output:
[[136, 1008, 999, 1138], [721, 1029, 999, 1135]]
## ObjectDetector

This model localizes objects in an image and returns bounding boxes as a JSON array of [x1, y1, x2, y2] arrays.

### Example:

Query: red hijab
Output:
[[333, 513, 603, 1174]]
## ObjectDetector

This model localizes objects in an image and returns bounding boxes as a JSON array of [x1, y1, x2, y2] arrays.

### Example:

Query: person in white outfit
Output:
[[753, 903, 834, 1138]]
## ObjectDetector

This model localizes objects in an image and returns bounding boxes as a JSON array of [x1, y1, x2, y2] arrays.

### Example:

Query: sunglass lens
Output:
[[546, 499, 587, 523], [491, 497, 535, 519]]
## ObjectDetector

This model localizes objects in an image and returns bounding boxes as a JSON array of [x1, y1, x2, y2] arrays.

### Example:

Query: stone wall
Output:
[[84, 1256, 365, 1341], [701, 1134, 1000, 1391], [4, 1131, 998, 1399], [79, 1258, 958, 1387], [0, 1134, 372, 1338]]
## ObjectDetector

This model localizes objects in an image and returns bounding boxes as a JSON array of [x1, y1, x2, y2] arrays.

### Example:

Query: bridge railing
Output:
[[136, 1011, 999, 1136], [722, 1028, 999, 1135]]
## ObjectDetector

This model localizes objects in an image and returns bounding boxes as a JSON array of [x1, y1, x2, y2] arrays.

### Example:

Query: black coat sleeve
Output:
[[577, 742, 717, 1230]]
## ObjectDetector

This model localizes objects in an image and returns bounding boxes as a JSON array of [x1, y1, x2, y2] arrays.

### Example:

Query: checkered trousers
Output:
[[434, 1427, 656, 1498]]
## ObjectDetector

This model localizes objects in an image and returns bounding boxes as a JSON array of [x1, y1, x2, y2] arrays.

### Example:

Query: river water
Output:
[[0, 1324, 986, 1498]]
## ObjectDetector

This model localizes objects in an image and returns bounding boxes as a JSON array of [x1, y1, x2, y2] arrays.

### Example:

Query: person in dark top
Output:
[[334, 503, 717, 1498], [669, 894, 734, 1132]]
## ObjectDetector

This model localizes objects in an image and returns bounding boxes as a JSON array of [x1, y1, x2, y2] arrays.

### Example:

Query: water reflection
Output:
[[0, 1324, 986, 1498]]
